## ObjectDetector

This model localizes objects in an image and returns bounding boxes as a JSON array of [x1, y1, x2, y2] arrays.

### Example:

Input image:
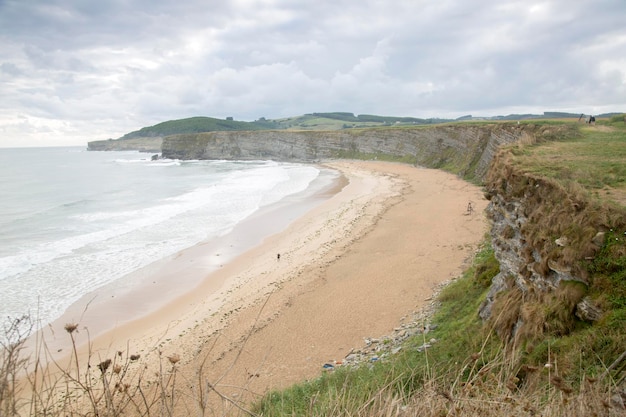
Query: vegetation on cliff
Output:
[[119, 116, 268, 139], [484, 118, 626, 376]]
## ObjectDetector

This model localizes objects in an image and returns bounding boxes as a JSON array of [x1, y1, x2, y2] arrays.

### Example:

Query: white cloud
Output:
[[0, 0, 625, 147]]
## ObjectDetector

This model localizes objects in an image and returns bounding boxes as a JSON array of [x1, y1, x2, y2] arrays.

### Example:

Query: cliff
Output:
[[87, 137, 162, 152], [479, 141, 626, 344], [161, 124, 548, 180]]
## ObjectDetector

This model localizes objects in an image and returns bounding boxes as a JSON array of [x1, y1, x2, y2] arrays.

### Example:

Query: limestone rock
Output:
[[575, 297, 603, 322], [592, 231, 606, 247], [555, 236, 569, 247]]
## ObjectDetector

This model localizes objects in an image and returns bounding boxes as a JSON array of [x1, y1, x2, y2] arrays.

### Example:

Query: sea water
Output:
[[0, 147, 329, 328]]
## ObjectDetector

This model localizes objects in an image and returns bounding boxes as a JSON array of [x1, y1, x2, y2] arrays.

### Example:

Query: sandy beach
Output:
[[37, 160, 488, 413]]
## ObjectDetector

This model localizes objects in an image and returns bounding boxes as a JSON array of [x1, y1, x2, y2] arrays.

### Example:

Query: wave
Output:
[[0, 157, 322, 325]]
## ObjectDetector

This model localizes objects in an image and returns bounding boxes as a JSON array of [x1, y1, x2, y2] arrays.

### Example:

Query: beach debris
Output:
[[130, 354, 141, 361], [320, 280, 452, 371], [322, 363, 335, 370]]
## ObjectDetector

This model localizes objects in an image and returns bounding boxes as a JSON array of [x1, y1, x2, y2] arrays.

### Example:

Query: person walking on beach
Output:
[[277, 253, 280, 261]]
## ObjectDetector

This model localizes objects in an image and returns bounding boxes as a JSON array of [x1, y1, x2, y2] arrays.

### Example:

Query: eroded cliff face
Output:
[[160, 124, 537, 180], [87, 137, 162, 152], [480, 148, 626, 342]]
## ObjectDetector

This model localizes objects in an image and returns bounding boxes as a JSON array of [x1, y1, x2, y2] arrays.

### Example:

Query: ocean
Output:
[[0, 147, 335, 328]]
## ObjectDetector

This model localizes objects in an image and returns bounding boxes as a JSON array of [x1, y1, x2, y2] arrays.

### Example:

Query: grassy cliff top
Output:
[[507, 119, 626, 206], [117, 113, 446, 139], [117, 112, 624, 140]]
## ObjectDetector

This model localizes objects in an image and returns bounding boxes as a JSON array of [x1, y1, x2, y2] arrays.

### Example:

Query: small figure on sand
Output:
[[466, 202, 474, 215], [277, 253, 281, 261]]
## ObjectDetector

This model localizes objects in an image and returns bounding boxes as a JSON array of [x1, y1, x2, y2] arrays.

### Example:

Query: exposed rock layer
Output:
[[87, 137, 162, 152], [480, 145, 626, 341], [159, 124, 540, 180]]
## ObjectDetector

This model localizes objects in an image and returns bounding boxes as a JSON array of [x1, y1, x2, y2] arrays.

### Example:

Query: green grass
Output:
[[120, 116, 268, 139], [510, 122, 626, 193]]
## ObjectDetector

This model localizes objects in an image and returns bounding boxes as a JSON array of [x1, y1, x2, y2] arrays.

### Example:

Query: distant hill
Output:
[[88, 111, 625, 151], [119, 116, 271, 139], [267, 112, 450, 130], [109, 113, 451, 143], [120, 111, 626, 139]]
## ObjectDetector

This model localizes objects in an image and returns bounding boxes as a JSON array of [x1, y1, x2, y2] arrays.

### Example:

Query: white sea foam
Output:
[[0, 148, 323, 326]]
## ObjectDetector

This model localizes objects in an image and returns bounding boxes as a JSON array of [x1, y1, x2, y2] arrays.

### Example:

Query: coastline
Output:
[[174, 161, 489, 404], [32, 160, 488, 413], [35, 164, 344, 359]]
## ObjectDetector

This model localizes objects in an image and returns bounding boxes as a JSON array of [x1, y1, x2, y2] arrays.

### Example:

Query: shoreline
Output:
[[28, 160, 489, 413], [176, 161, 489, 403], [31, 164, 345, 360]]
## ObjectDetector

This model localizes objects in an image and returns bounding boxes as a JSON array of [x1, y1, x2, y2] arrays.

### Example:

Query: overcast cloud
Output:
[[1, 0, 625, 147]]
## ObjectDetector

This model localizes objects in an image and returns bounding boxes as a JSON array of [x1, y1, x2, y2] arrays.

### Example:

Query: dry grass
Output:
[[2, 264, 624, 416], [254, 331, 626, 417], [0, 315, 262, 416], [485, 131, 626, 345]]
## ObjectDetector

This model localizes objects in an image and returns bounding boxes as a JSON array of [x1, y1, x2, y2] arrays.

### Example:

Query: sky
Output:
[[1, 0, 625, 147]]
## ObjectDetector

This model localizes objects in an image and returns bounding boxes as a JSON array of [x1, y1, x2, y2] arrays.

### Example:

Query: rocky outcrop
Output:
[[479, 146, 626, 341], [161, 124, 543, 180], [87, 137, 162, 152]]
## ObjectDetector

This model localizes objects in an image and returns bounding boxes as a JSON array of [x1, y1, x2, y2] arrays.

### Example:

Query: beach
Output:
[[39, 160, 488, 413]]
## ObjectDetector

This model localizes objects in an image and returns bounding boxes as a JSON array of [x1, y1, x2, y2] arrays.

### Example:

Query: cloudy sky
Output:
[[1, 0, 625, 147]]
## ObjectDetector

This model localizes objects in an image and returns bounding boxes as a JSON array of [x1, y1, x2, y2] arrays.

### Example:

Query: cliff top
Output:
[[505, 120, 626, 207]]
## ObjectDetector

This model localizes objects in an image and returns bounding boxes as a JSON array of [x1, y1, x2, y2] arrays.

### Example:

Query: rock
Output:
[[555, 236, 569, 247], [592, 231, 606, 247], [547, 259, 571, 273], [575, 297, 603, 322], [161, 124, 536, 181], [611, 392, 625, 410]]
